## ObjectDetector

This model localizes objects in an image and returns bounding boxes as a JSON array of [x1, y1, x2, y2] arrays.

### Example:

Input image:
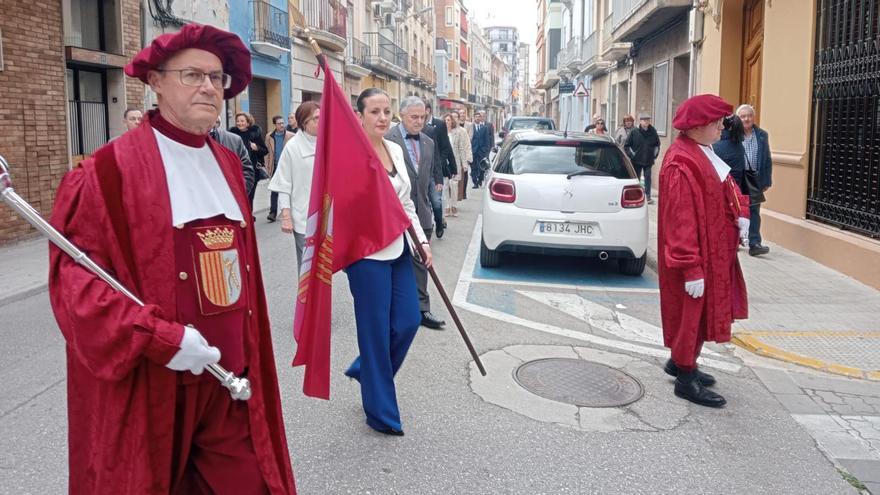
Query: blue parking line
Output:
[[472, 253, 659, 290]]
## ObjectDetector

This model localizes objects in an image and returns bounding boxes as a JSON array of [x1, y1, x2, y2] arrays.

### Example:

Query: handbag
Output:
[[255, 163, 269, 182], [741, 157, 766, 204]]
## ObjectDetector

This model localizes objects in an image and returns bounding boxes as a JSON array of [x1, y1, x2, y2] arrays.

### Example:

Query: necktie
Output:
[[406, 133, 420, 141]]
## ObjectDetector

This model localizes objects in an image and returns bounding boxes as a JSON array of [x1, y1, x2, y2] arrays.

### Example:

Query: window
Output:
[[446, 6, 453, 26], [497, 141, 632, 179], [653, 61, 669, 135], [446, 39, 454, 59]]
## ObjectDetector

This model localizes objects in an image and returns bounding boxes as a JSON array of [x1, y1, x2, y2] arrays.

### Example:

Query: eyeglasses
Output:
[[157, 69, 232, 90]]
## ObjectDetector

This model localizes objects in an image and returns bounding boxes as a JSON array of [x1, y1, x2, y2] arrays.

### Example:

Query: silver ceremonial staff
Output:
[[0, 154, 251, 401]]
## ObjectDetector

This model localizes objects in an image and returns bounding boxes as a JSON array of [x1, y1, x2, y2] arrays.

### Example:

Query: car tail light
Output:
[[621, 185, 645, 208], [489, 178, 516, 203]]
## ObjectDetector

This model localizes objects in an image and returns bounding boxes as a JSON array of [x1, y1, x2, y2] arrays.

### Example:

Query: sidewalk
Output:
[[645, 203, 880, 380]]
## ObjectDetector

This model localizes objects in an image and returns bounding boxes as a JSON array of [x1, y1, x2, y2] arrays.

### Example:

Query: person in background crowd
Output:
[[588, 119, 608, 136], [615, 114, 635, 146], [625, 113, 661, 204], [264, 115, 295, 223], [229, 112, 268, 214], [470, 111, 493, 189], [344, 88, 432, 436], [737, 104, 772, 256], [385, 96, 446, 331], [286, 112, 299, 134], [422, 99, 456, 238], [583, 113, 602, 133], [48, 23, 296, 494], [211, 117, 254, 194], [268, 102, 320, 272], [712, 114, 747, 190], [444, 112, 471, 217], [123, 107, 144, 131], [459, 109, 474, 140], [458, 109, 474, 200], [657, 94, 751, 409]]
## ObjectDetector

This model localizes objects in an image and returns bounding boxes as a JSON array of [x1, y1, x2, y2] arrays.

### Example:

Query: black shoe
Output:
[[749, 244, 770, 256], [664, 359, 716, 387], [436, 223, 444, 238], [421, 311, 446, 329], [375, 427, 404, 436], [472, 185, 479, 189], [674, 371, 726, 408], [266, 213, 276, 223]]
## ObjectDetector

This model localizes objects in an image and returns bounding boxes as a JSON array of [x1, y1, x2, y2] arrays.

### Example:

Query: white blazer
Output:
[[367, 139, 428, 260], [267, 131, 316, 234]]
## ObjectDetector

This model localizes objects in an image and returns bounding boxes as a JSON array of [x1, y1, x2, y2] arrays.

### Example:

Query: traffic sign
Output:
[[558, 82, 575, 94], [574, 81, 590, 97]]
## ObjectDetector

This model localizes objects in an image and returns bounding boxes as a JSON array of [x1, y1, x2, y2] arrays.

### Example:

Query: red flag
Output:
[[292, 57, 412, 399]]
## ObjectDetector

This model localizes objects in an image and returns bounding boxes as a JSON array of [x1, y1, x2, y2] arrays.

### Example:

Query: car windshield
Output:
[[509, 119, 553, 130], [501, 141, 633, 179]]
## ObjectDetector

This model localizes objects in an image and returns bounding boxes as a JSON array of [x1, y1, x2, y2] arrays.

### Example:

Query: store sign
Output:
[[558, 82, 575, 94]]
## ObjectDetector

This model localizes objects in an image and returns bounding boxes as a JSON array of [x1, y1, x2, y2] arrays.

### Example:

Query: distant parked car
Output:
[[481, 130, 648, 275], [498, 117, 557, 143]]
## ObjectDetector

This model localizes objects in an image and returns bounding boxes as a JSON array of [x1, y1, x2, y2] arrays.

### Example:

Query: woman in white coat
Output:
[[268, 101, 320, 271], [444, 112, 472, 217]]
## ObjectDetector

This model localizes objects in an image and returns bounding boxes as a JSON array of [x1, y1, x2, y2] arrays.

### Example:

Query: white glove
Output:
[[166, 326, 221, 375], [737, 218, 750, 247], [684, 279, 705, 299]]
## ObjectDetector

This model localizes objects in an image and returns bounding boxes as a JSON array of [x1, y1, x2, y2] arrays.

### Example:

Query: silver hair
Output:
[[736, 104, 756, 116], [399, 96, 426, 113]]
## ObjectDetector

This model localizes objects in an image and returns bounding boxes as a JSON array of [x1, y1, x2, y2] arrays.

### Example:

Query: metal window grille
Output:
[[809, 0, 880, 238]]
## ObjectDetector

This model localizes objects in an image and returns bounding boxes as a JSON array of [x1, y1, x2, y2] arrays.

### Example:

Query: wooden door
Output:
[[740, 0, 764, 122]]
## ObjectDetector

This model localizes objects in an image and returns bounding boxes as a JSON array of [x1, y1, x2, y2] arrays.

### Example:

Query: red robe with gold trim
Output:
[[48, 113, 296, 494], [658, 134, 750, 353]]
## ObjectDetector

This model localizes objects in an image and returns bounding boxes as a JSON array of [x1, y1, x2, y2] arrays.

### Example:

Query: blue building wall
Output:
[[228, 0, 291, 123]]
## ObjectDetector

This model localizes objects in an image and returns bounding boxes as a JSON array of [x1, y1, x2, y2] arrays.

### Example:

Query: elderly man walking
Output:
[[736, 104, 773, 256], [625, 113, 661, 204], [48, 24, 297, 494]]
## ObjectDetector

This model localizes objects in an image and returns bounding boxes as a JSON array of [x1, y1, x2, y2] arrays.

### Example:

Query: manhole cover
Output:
[[514, 358, 644, 407]]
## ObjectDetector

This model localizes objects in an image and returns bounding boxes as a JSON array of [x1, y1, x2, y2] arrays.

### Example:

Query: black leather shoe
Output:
[[664, 359, 716, 387], [375, 427, 404, 436], [674, 371, 726, 408], [749, 244, 770, 256], [436, 223, 445, 238], [266, 213, 276, 223], [421, 311, 446, 329]]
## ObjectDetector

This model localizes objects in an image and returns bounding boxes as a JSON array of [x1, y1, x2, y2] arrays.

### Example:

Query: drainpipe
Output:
[[688, 0, 705, 96]]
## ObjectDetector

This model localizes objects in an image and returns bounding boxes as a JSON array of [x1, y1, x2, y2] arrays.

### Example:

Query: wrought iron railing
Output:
[[68, 101, 108, 156], [346, 36, 369, 66], [808, 0, 880, 238], [297, 0, 347, 39], [363, 32, 408, 72], [250, 0, 289, 47]]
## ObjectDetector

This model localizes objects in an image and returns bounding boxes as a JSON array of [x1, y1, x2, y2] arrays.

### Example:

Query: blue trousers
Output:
[[344, 246, 421, 432], [749, 203, 763, 247]]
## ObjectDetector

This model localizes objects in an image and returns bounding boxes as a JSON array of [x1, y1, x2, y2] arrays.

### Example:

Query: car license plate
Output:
[[536, 221, 596, 236]]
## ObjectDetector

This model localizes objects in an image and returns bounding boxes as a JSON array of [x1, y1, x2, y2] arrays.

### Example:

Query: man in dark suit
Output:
[[470, 111, 493, 188], [422, 99, 457, 238], [385, 96, 446, 330], [211, 118, 255, 194]]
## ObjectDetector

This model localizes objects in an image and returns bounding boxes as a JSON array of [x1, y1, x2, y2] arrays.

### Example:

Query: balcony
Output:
[[561, 36, 583, 71], [292, 0, 347, 53], [460, 11, 469, 35], [602, 11, 632, 61], [344, 36, 371, 78], [554, 50, 571, 79], [410, 55, 423, 83], [420, 62, 435, 87], [364, 32, 409, 77], [580, 32, 612, 75], [250, 0, 290, 58], [609, 0, 691, 43]]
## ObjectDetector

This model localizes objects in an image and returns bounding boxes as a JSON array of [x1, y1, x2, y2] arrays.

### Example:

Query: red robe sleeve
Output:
[[49, 167, 184, 381], [661, 165, 705, 282]]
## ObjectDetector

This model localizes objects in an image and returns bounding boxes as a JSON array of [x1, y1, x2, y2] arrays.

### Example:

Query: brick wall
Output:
[[0, 0, 68, 244], [123, 0, 145, 109]]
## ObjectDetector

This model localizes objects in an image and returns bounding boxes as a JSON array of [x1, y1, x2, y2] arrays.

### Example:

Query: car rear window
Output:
[[509, 119, 554, 131], [497, 141, 634, 179]]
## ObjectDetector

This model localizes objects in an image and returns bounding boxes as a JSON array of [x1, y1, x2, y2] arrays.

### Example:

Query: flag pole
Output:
[[293, 18, 486, 376]]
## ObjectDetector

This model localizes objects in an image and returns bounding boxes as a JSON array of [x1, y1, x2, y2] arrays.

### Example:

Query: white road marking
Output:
[[454, 217, 741, 373]]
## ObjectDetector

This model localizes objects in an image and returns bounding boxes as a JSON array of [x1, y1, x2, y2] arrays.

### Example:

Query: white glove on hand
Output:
[[737, 217, 750, 247], [166, 326, 221, 375], [684, 279, 705, 299]]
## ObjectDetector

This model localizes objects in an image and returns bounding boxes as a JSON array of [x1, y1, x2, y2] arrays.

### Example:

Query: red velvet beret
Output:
[[124, 23, 252, 99], [672, 94, 733, 131]]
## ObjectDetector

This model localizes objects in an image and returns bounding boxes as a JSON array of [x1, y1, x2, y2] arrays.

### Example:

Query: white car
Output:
[[480, 130, 649, 275]]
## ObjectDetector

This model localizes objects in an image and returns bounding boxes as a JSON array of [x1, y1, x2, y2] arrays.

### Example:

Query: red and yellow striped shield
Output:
[[198, 249, 242, 307]]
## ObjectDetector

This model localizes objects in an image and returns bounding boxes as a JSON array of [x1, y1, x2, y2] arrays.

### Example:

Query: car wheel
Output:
[[480, 237, 500, 268], [618, 253, 646, 276]]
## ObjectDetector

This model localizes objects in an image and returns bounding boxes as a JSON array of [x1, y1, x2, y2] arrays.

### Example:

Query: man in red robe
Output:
[[48, 24, 296, 493], [657, 94, 750, 408]]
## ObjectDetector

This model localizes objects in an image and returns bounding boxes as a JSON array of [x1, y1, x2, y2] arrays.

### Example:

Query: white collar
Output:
[[699, 145, 731, 182]]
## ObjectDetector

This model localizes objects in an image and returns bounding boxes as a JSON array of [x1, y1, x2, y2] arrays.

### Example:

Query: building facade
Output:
[[290, 0, 347, 108], [485, 26, 519, 117], [435, 0, 470, 114]]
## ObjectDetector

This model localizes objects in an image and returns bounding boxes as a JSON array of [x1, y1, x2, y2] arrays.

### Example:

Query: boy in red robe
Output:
[[48, 24, 296, 493], [657, 94, 751, 408]]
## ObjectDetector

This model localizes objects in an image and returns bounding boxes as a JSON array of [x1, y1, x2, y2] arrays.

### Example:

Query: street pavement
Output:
[[0, 181, 877, 493]]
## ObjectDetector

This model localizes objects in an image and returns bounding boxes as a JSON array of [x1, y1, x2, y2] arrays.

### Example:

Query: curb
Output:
[[0, 283, 49, 306], [732, 332, 880, 381]]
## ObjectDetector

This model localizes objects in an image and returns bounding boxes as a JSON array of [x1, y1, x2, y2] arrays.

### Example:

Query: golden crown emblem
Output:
[[197, 227, 235, 250]]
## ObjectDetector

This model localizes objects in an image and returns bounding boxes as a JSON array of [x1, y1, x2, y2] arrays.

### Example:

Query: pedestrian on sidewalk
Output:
[[583, 113, 602, 133], [737, 104, 773, 256], [385, 96, 446, 330], [123, 107, 143, 131], [211, 117, 255, 194], [268, 101, 320, 272], [587, 118, 608, 136], [264, 115, 295, 223], [423, 99, 456, 238], [344, 88, 433, 436], [286, 112, 299, 134], [444, 111, 472, 217], [457, 109, 473, 199], [624, 113, 660, 204], [48, 23, 296, 493], [658, 94, 752, 409], [229, 111, 268, 214], [470, 111, 493, 188], [614, 114, 635, 147]]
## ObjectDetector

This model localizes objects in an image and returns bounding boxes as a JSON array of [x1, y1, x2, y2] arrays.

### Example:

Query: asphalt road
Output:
[[0, 188, 858, 494]]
